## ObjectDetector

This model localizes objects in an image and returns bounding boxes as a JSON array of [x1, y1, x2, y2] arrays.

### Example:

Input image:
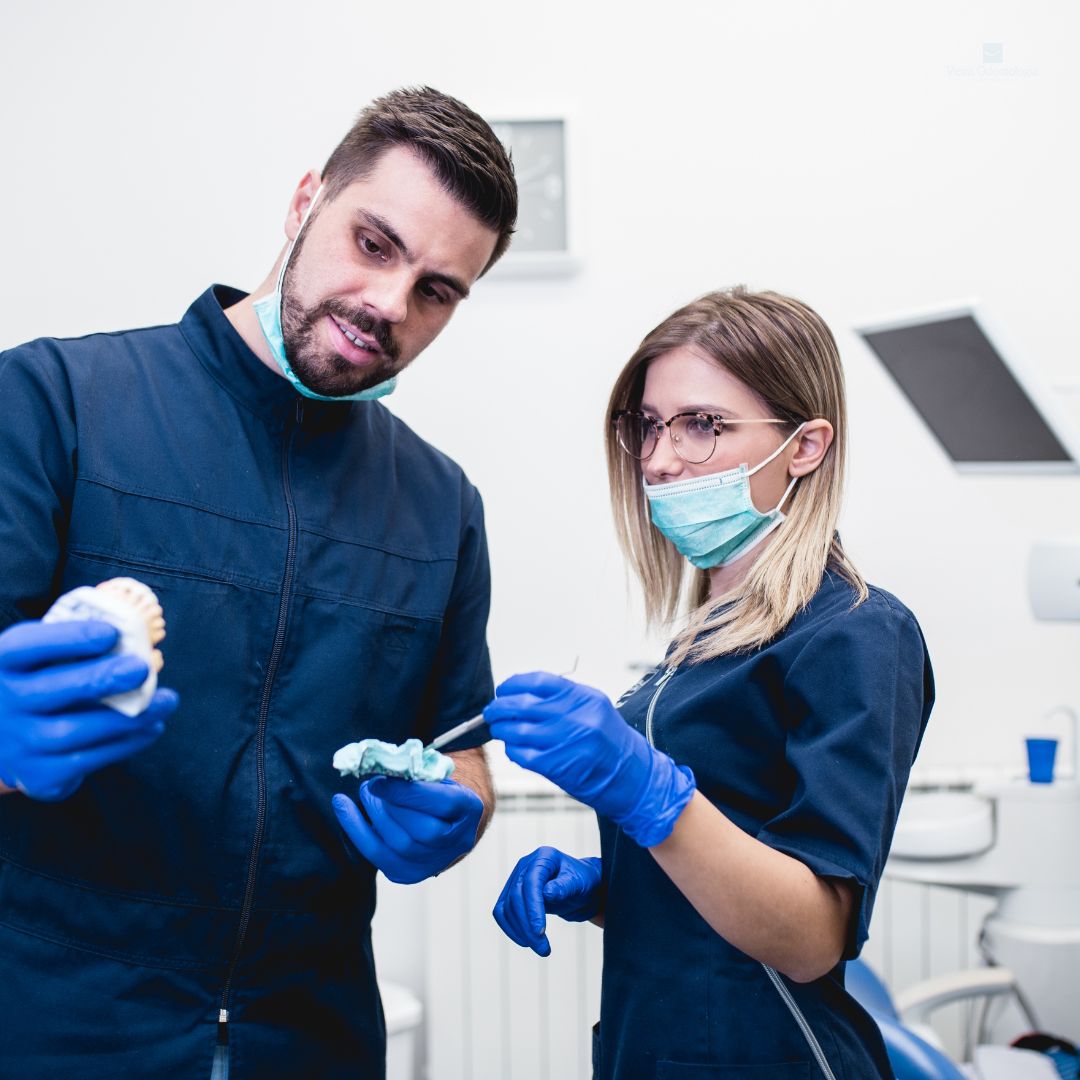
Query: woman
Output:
[[484, 287, 934, 1079]]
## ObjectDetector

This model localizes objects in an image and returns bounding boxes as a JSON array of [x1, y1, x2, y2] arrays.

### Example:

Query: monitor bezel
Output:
[[854, 301, 1080, 474]]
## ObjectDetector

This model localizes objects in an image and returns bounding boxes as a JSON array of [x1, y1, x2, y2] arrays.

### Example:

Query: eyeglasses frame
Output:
[[611, 409, 797, 464]]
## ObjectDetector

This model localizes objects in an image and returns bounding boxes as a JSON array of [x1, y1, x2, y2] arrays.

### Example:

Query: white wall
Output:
[[3, 0, 1079, 1064], [5, 0, 1076, 774]]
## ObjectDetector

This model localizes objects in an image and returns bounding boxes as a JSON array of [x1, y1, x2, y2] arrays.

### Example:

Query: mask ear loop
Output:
[[747, 421, 806, 514], [746, 421, 806, 477], [275, 184, 324, 297], [773, 473, 800, 514]]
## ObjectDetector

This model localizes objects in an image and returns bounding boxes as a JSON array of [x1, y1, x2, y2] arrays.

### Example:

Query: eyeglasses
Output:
[[612, 410, 795, 465]]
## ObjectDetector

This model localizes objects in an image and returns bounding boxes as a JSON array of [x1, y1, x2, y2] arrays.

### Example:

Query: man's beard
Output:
[[280, 274, 402, 398]]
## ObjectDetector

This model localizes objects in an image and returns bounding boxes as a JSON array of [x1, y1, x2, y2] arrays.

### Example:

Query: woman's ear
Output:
[[789, 419, 834, 477]]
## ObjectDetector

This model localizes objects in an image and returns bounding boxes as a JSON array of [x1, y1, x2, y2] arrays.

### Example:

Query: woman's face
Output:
[[639, 346, 795, 512]]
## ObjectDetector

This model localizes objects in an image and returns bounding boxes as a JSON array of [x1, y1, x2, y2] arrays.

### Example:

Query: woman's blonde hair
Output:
[[605, 286, 867, 664]]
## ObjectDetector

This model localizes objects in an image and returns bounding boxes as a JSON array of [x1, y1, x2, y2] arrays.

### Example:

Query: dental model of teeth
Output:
[[42, 577, 166, 716], [332, 738, 455, 782]]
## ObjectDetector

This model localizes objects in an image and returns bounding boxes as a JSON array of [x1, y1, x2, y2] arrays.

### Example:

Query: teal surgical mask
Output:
[[643, 424, 806, 570], [252, 186, 397, 403]]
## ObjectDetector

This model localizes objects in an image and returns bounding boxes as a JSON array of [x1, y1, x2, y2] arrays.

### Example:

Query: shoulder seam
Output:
[[785, 585, 920, 674]]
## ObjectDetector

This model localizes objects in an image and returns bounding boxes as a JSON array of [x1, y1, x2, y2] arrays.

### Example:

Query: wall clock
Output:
[[488, 116, 579, 276]]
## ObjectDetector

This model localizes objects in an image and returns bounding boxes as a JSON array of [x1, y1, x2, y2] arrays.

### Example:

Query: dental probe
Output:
[[426, 658, 581, 753], [426, 713, 487, 753]]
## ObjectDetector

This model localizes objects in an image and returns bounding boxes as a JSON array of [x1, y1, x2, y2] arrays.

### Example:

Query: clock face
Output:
[[490, 119, 568, 254]]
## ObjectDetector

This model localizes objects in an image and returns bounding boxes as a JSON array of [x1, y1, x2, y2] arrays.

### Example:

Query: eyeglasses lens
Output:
[[616, 414, 658, 459], [671, 414, 717, 464]]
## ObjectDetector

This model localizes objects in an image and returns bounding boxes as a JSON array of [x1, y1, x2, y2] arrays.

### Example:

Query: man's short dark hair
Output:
[[322, 86, 517, 273]]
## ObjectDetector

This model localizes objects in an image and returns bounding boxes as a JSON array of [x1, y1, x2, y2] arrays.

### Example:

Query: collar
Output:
[[178, 285, 356, 432]]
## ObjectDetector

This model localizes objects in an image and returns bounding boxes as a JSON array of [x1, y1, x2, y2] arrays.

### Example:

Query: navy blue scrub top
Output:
[[0, 287, 493, 1078], [596, 571, 934, 1080]]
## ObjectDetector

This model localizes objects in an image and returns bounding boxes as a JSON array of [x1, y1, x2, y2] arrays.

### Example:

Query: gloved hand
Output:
[[0, 619, 178, 802], [484, 672, 696, 848], [493, 846, 602, 957], [332, 776, 484, 885]]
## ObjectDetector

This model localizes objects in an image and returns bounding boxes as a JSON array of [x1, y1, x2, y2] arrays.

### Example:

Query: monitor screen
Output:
[[858, 312, 1076, 470]]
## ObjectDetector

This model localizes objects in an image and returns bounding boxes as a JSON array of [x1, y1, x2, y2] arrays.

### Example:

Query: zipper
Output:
[[644, 665, 677, 747], [761, 964, 837, 1080], [217, 399, 303, 1038]]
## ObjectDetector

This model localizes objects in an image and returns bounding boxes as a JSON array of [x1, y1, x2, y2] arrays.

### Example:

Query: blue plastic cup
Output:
[[1026, 737, 1058, 784]]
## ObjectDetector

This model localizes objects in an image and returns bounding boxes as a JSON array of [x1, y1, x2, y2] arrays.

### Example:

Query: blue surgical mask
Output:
[[252, 185, 398, 403], [643, 424, 806, 570]]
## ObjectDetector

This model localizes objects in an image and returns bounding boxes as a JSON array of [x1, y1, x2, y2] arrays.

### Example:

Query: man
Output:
[[0, 86, 516, 1078]]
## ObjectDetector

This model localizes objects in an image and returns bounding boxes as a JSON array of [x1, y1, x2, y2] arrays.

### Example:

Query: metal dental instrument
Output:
[[425, 657, 580, 753], [426, 713, 487, 753]]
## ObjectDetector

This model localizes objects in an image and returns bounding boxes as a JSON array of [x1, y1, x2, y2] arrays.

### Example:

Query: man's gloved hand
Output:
[[493, 846, 602, 957], [0, 619, 178, 802], [332, 776, 484, 885], [483, 672, 696, 848]]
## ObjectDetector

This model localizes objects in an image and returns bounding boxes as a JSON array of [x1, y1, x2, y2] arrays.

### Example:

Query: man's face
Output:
[[280, 146, 498, 397]]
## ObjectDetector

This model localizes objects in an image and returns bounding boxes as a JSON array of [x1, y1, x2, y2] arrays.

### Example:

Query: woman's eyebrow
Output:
[[639, 402, 732, 416]]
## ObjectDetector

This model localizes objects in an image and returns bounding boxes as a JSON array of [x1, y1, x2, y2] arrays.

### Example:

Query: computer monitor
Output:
[[855, 303, 1080, 473]]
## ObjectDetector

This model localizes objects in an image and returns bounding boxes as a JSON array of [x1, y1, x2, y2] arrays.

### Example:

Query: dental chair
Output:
[[846, 959, 1060, 1080]]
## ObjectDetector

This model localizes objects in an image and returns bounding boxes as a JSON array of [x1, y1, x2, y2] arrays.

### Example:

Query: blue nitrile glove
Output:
[[332, 776, 484, 885], [493, 846, 602, 957], [0, 619, 178, 802], [484, 672, 696, 848]]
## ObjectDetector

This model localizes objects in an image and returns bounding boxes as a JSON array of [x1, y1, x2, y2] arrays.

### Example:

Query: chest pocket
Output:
[[66, 479, 285, 592]]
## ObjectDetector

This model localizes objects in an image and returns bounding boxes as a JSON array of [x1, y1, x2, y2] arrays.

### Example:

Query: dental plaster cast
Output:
[[42, 578, 166, 717], [333, 738, 455, 782]]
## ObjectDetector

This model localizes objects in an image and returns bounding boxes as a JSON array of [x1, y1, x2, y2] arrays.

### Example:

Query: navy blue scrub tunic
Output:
[[0, 287, 493, 1078], [596, 572, 934, 1079]]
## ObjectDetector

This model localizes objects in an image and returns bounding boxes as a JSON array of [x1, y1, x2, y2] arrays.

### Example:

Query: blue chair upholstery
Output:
[[846, 957, 900, 1020], [874, 1013, 968, 1080], [847, 959, 967, 1080]]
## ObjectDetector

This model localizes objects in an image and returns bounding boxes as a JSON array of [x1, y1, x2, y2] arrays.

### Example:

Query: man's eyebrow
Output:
[[424, 271, 470, 300], [360, 210, 411, 259], [357, 210, 470, 300]]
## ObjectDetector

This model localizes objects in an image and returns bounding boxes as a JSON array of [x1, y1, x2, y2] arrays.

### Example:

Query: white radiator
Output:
[[421, 788, 995, 1079], [424, 791, 603, 1080]]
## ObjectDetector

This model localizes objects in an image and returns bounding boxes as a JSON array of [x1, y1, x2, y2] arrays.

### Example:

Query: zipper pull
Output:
[[295, 399, 304, 426]]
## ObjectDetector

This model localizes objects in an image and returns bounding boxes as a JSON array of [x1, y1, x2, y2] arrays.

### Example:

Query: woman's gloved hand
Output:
[[483, 672, 696, 848], [493, 846, 602, 957], [0, 619, 178, 801], [332, 776, 484, 885]]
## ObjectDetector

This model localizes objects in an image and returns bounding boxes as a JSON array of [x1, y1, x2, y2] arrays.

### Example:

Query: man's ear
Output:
[[789, 419, 834, 477], [284, 169, 323, 241]]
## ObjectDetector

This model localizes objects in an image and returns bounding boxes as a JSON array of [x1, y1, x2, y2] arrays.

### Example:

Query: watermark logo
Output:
[[947, 42, 1037, 79]]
